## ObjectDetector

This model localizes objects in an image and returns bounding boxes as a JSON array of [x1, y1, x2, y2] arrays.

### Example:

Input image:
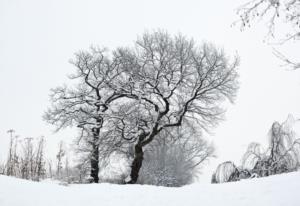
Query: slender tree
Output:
[[6, 129, 15, 176], [35, 137, 45, 181], [44, 47, 126, 183], [56, 141, 65, 180]]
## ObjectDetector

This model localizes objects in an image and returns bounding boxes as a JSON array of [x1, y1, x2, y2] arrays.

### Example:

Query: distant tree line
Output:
[[1, 130, 46, 181], [0, 130, 85, 184]]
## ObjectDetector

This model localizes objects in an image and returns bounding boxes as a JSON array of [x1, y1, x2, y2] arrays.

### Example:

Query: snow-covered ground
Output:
[[0, 172, 299, 206]]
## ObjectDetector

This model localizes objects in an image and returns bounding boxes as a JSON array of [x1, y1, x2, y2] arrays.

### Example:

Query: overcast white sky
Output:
[[1, 0, 300, 182]]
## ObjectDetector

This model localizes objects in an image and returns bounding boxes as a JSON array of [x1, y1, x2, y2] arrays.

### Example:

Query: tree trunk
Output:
[[90, 127, 100, 183], [127, 144, 144, 184]]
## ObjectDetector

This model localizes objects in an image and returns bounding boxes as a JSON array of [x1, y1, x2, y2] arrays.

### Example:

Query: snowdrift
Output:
[[0, 172, 299, 206]]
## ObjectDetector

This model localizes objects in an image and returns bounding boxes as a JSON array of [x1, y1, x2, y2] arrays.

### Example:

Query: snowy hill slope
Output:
[[0, 172, 299, 206]]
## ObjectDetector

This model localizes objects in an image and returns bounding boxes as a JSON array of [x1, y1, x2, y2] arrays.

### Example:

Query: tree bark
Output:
[[127, 143, 144, 184], [90, 127, 100, 183]]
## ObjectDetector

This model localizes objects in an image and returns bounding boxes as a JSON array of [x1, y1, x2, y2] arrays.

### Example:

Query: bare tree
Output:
[[34, 137, 45, 181], [44, 47, 126, 183], [56, 141, 65, 180], [109, 31, 239, 183], [235, 0, 300, 69], [47, 159, 53, 179], [20, 137, 34, 179], [6, 129, 16, 176], [65, 156, 70, 182], [138, 125, 215, 186], [0, 163, 5, 175]]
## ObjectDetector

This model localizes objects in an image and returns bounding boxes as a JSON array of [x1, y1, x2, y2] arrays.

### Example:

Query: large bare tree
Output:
[[108, 31, 239, 183]]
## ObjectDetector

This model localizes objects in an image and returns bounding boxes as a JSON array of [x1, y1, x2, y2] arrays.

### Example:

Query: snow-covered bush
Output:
[[243, 115, 300, 177], [212, 115, 300, 183], [212, 161, 238, 183], [211, 161, 251, 183]]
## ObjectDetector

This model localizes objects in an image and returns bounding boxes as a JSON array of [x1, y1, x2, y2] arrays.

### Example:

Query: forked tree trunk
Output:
[[127, 144, 144, 184]]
